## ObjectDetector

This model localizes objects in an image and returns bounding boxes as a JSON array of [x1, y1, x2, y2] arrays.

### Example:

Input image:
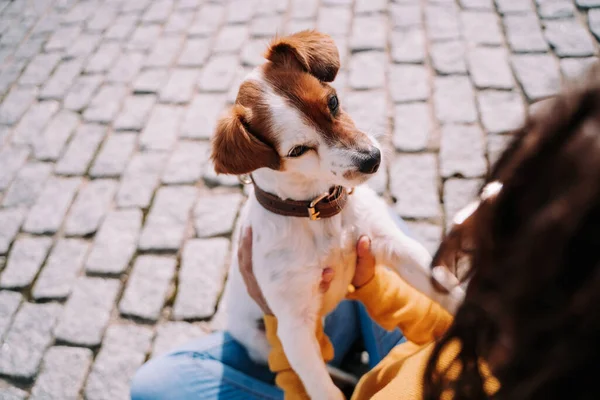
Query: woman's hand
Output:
[[352, 236, 376, 289], [237, 227, 335, 316]]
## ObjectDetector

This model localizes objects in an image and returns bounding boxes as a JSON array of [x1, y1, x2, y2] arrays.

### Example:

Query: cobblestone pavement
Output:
[[0, 0, 598, 398]]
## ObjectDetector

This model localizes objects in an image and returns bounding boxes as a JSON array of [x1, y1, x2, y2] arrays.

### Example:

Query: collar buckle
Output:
[[308, 192, 330, 221]]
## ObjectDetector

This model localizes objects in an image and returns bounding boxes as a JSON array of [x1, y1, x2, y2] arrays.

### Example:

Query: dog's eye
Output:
[[287, 145, 310, 158], [328, 95, 339, 114]]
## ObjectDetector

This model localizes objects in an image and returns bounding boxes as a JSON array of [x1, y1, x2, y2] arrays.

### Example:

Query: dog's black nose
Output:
[[358, 147, 381, 174]]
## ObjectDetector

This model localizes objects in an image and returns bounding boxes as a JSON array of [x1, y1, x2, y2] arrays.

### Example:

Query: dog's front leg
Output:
[[260, 275, 343, 400]]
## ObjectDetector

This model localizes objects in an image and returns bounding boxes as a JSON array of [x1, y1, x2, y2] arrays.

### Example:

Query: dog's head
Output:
[[211, 30, 381, 188]]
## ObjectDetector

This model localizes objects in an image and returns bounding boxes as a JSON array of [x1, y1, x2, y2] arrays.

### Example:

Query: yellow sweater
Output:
[[263, 268, 500, 399]]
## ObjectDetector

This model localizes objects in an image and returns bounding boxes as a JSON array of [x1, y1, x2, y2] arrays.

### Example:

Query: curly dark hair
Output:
[[423, 68, 600, 400]]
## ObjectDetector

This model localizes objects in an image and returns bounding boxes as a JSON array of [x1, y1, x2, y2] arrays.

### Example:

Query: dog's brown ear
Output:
[[211, 105, 281, 175], [265, 30, 340, 82]]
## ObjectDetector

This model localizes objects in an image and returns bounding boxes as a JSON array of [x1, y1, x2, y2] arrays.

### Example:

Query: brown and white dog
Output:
[[212, 31, 463, 399]]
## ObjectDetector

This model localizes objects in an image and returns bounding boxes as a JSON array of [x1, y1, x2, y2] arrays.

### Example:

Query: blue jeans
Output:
[[131, 210, 413, 400]]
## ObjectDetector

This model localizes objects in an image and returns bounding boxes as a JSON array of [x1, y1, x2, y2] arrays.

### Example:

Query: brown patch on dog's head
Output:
[[211, 87, 281, 175], [265, 30, 340, 83]]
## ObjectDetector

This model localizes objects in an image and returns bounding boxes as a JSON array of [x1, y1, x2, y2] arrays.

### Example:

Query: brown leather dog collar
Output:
[[252, 182, 349, 221]]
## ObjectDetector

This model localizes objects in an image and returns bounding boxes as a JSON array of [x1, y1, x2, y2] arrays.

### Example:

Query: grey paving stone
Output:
[[64, 179, 117, 237], [19, 53, 61, 86], [350, 15, 387, 52], [577, 0, 600, 8], [0, 291, 22, 342], [434, 76, 478, 124], [144, 35, 185, 68], [10, 101, 60, 146], [141, 0, 173, 23], [0, 86, 38, 125], [241, 39, 268, 67], [152, 322, 206, 357], [393, 103, 432, 152], [460, 11, 503, 46], [290, 0, 318, 19], [226, 66, 252, 103], [65, 33, 102, 59], [496, 0, 534, 14], [83, 85, 128, 123], [203, 165, 242, 187], [426, 4, 460, 41], [119, 0, 151, 13], [45, 25, 82, 51], [2, 162, 53, 208], [114, 95, 156, 131], [162, 141, 210, 184], [404, 221, 443, 256], [440, 124, 487, 178], [62, 1, 96, 24], [86, 6, 118, 32], [444, 178, 483, 229], [55, 124, 106, 175], [189, 4, 225, 37], [178, 38, 210, 67], [90, 133, 137, 178], [430, 41, 467, 75], [0, 146, 30, 191], [488, 133, 512, 165], [174, 238, 231, 320], [13, 36, 46, 61], [54, 277, 121, 347], [39, 59, 84, 100], [560, 57, 598, 80], [198, 55, 239, 92], [119, 255, 176, 321], [344, 90, 388, 135], [194, 192, 244, 238], [181, 94, 228, 139], [226, 0, 257, 23], [140, 105, 184, 150], [467, 47, 515, 90], [503, 14, 549, 53], [214, 25, 249, 54], [86, 209, 142, 274], [477, 90, 526, 134], [545, 19, 596, 58], [0, 209, 26, 255], [389, 64, 429, 103], [30, 346, 93, 400], [0, 60, 27, 98], [164, 11, 194, 34], [84, 324, 152, 400], [252, 14, 285, 37], [106, 52, 144, 84], [177, 0, 204, 9], [84, 42, 121, 74], [63, 75, 103, 112], [537, 0, 574, 19], [349, 51, 386, 90], [138, 186, 197, 251], [23, 176, 81, 235], [133, 69, 169, 94], [390, 153, 441, 219], [285, 19, 317, 34], [32, 239, 90, 301], [390, 4, 422, 29], [0, 303, 61, 380], [390, 29, 425, 64], [117, 153, 167, 208], [512, 54, 561, 101], [126, 24, 162, 52], [0, 383, 28, 400], [355, 0, 387, 13], [159, 69, 199, 104], [34, 110, 80, 161], [460, 0, 494, 10]]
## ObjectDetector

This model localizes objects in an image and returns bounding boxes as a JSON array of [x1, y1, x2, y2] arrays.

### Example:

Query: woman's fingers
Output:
[[357, 236, 375, 268]]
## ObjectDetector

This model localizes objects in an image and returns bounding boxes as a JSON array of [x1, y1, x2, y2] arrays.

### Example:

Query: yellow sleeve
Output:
[[347, 267, 453, 345], [263, 315, 335, 400]]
